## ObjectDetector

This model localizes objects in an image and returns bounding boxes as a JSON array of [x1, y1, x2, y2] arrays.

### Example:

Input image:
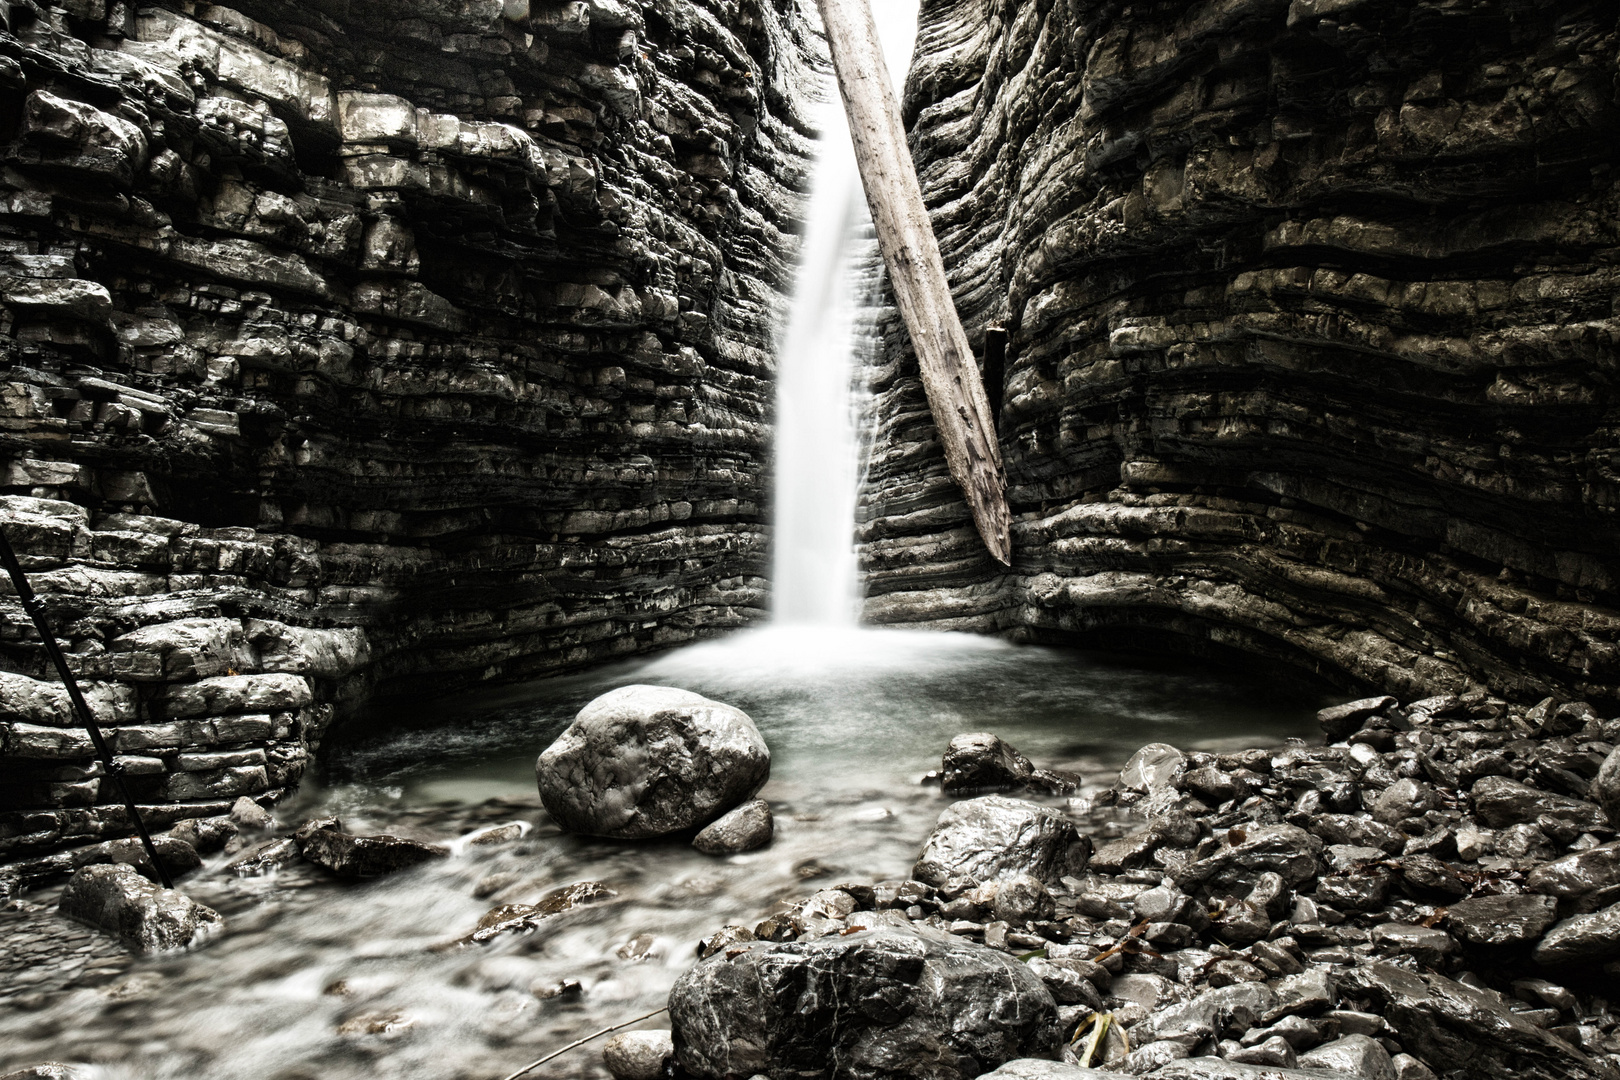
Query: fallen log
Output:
[[816, 0, 1012, 565]]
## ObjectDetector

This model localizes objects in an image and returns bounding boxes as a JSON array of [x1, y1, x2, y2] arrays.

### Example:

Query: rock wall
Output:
[[0, 0, 821, 857], [860, 0, 1620, 706]]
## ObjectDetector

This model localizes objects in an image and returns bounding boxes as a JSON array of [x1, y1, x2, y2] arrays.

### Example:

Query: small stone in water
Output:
[[336, 1011, 414, 1037], [603, 1030, 673, 1080], [692, 798, 773, 855], [229, 796, 274, 831]]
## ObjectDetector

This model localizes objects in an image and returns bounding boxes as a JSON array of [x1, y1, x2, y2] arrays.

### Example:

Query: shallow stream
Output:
[[0, 628, 1331, 1080]]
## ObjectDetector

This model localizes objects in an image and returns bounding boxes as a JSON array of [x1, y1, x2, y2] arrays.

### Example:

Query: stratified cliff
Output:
[[0, 0, 820, 856], [861, 0, 1620, 705]]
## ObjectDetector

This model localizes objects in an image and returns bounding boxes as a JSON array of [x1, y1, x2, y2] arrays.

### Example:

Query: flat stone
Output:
[[536, 685, 770, 839], [1318, 697, 1397, 740], [1527, 841, 1620, 912], [58, 864, 222, 953], [1471, 776, 1607, 832], [1532, 901, 1620, 968], [1443, 893, 1560, 947], [1150, 1059, 1347, 1080], [669, 924, 1059, 1080], [1298, 1035, 1395, 1080], [298, 827, 448, 879], [692, 798, 773, 855]]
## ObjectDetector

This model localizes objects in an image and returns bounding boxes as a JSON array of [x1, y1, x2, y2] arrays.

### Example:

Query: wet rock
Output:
[[1309, 815, 1405, 855], [0, 1067, 85, 1080], [993, 873, 1055, 925], [536, 686, 770, 839], [914, 795, 1090, 886], [225, 837, 300, 877], [603, 1030, 674, 1080], [1391, 1055, 1437, 1080], [669, 923, 1059, 1080], [229, 796, 274, 830], [1595, 747, 1620, 826], [942, 733, 1035, 792], [692, 798, 773, 855], [167, 816, 238, 854], [59, 863, 222, 953], [1228, 1036, 1298, 1067], [1120, 743, 1186, 794], [75, 835, 202, 881], [1397, 854, 1468, 899], [1027, 958, 1104, 1008], [1527, 842, 1620, 912], [1265, 970, 1337, 1022], [1241, 1016, 1321, 1051], [1532, 901, 1620, 968], [697, 924, 756, 959], [1371, 923, 1459, 966], [978, 1063, 1116, 1079], [1371, 780, 1439, 829], [1319, 698, 1399, 741], [1135, 982, 1278, 1045], [1443, 894, 1560, 947], [1341, 961, 1606, 1080], [1150, 1059, 1346, 1079], [1471, 776, 1608, 832], [1297, 1035, 1395, 1080], [1178, 825, 1324, 895], [456, 881, 617, 947], [299, 827, 448, 879]]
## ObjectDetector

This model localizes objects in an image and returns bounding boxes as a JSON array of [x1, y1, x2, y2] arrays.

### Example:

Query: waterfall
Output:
[[770, 0, 919, 626]]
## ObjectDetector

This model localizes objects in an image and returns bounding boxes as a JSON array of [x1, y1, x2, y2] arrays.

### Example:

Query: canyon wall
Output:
[[861, 0, 1620, 705], [0, 0, 819, 858]]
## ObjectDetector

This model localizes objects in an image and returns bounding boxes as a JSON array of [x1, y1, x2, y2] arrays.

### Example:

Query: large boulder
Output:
[[536, 685, 770, 839], [1340, 961, 1608, 1080], [669, 923, 1059, 1080], [913, 795, 1091, 886], [59, 863, 223, 953]]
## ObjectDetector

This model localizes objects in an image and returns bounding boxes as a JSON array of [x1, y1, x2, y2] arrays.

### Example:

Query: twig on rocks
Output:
[[498, 1007, 668, 1080]]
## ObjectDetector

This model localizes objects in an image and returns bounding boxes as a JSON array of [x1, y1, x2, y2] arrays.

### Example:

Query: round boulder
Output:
[[669, 923, 1059, 1080], [603, 1030, 674, 1080], [537, 685, 770, 839]]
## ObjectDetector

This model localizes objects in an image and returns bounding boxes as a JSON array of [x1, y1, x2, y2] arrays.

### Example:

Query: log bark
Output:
[[815, 0, 1012, 565]]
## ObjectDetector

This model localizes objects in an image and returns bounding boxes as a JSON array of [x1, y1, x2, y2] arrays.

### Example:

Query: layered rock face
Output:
[[859, 0, 1620, 706], [0, 0, 819, 856]]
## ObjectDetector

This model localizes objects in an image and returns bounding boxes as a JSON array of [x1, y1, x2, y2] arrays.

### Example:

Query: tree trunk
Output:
[[815, 0, 1012, 565]]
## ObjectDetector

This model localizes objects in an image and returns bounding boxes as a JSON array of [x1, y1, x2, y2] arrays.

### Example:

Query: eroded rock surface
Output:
[[0, 0, 819, 859], [58, 863, 222, 953], [857, 0, 1620, 710]]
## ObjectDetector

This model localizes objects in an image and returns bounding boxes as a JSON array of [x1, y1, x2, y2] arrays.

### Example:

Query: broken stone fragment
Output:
[[913, 794, 1091, 886], [1532, 901, 1620, 968], [669, 924, 1059, 1080], [59, 863, 222, 953], [1471, 775, 1608, 832], [225, 837, 299, 877], [1318, 697, 1397, 741], [536, 685, 770, 839], [229, 795, 274, 830], [1526, 841, 1620, 912], [454, 881, 616, 946], [692, 798, 772, 855]]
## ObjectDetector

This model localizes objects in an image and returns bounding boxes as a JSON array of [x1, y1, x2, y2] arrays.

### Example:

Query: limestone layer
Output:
[[860, 0, 1620, 705], [0, 0, 820, 856]]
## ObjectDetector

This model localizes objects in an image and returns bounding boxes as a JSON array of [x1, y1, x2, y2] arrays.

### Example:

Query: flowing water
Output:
[[0, 6, 1337, 1079]]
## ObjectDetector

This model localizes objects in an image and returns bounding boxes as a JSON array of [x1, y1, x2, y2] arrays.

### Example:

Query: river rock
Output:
[[692, 798, 773, 855], [1309, 815, 1405, 855], [669, 923, 1060, 1080], [1150, 1058, 1347, 1079], [1527, 842, 1620, 912], [1298, 1035, 1395, 1080], [1532, 901, 1620, 968], [298, 825, 448, 879], [1341, 961, 1606, 1080], [1470, 776, 1608, 832], [942, 733, 1035, 793], [536, 685, 770, 839], [913, 795, 1091, 886], [1594, 747, 1620, 827], [58, 863, 223, 953], [979, 1064, 1117, 1080], [1120, 743, 1186, 793], [1318, 698, 1398, 741], [229, 796, 274, 831], [0, 1067, 84, 1080], [74, 835, 202, 881], [1443, 894, 1560, 947], [1178, 824, 1324, 895], [603, 1030, 674, 1080]]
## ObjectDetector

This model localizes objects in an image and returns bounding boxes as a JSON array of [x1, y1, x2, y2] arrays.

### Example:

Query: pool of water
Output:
[[0, 628, 1331, 1080]]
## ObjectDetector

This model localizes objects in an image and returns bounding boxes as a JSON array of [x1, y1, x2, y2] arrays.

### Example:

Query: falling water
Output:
[[770, 0, 920, 625]]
